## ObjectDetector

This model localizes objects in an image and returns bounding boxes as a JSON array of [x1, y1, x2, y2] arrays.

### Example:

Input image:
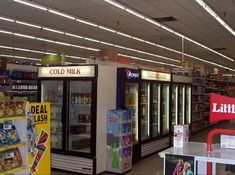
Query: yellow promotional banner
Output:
[[27, 102, 51, 175]]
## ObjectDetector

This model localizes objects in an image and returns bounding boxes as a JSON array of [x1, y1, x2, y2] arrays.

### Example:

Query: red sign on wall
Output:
[[210, 93, 235, 122]]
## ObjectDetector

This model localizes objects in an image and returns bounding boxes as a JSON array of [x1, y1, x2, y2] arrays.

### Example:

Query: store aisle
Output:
[[52, 121, 235, 175]]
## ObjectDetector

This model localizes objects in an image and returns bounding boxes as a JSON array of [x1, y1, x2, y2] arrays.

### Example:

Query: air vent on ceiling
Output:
[[213, 48, 227, 51], [153, 16, 177, 22]]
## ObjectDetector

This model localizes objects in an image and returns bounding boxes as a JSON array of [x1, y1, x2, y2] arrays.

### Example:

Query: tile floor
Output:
[[52, 121, 235, 175]]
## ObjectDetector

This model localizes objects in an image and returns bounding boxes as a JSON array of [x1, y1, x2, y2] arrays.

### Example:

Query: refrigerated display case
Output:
[[171, 75, 192, 127], [38, 65, 117, 174], [117, 68, 172, 161]]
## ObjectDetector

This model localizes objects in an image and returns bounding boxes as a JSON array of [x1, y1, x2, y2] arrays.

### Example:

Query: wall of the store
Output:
[[96, 65, 117, 173]]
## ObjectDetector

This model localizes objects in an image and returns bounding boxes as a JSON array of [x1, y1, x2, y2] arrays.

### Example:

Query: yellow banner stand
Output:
[[27, 102, 51, 175]]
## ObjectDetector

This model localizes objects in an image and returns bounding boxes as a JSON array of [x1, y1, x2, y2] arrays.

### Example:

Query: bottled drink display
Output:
[[162, 84, 170, 135], [151, 83, 160, 137]]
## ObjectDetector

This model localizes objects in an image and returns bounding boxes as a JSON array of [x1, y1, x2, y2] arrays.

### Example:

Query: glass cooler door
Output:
[[171, 84, 178, 126], [140, 82, 150, 141], [151, 83, 160, 137], [41, 80, 63, 150], [185, 85, 191, 124], [179, 85, 185, 124], [162, 84, 170, 135], [69, 81, 92, 153], [125, 83, 139, 145]]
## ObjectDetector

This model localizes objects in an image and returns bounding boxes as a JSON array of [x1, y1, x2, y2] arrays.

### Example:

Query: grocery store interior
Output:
[[0, 0, 235, 175]]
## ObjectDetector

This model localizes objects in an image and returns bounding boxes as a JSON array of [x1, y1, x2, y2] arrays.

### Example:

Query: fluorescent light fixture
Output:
[[0, 54, 40, 61], [117, 32, 132, 38], [104, 0, 234, 62], [0, 30, 13, 34], [145, 18, 161, 27], [132, 37, 145, 42], [136, 50, 147, 54], [65, 55, 86, 60], [114, 45, 126, 49], [16, 21, 41, 29], [43, 27, 64, 34], [144, 52, 180, 63], [86, 47, 100, 51], [70, 44, 86, 49], [36, 63, 41, 66], [100, 41, 114, 46], [104, 0, 125, 10], [0, 16, 14, 22], [14, 33, 35, 39], [64, 33, 83, 39], [118, 53, 182, 68], [84, 37, 100, 43], [195, 0, 235, 37], [14, 0, 47, 11], [76, 19, 98, 27], [125, 8, 145, 19], [48, 9, 75, 20], [98, 26, 116, 33], [0, 46, 14, 49], [35, 37, 55, 43], [14, 47, 30, 52], [55, 41, 71, 46]]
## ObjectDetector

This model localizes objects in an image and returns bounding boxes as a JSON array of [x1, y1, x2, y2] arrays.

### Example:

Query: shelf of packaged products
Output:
[[192, 93, 205, 95], [0, 142, 27, 152], [51, 117, 61, 120], [141, 121, 148, 124], [70, 103, 91, 106], [69, 122, 91, 126], [125, 92, 137, 95], [141, 103, 148, 105], [0, 116, 27, 122], [192, 84, 205, 86], [0, 165, 26, 175], [51, 103, 62, 106], [69, 134, 91, 138], [192, 110, 205, 113], [192, 101, 205, 104], [125, 104, 137, 107]]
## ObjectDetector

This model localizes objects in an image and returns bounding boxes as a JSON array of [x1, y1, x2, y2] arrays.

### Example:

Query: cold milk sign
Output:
[[38, 65, 95, 78], [210, 93, 235, 122]]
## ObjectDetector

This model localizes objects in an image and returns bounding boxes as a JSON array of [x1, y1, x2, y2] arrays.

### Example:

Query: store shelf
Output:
[[71, 103, 91, 107], [0, 165, 26, 175], [70, 122, 91, 126], [141, 103, 148, 105], [125, 104, 136, 107], [51, 117, 61, 120], [141, 121, 148, 124], [51, 102, 62, 105], [0, 116, 27, 122], [0, 142, 27, 152], [69, 134, 90, 138]]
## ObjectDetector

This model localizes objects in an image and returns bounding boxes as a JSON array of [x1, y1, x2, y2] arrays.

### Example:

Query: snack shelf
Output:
[[0, 142, 27, 152], [0, 116, 27, 122], [0, 165, 26, 175]]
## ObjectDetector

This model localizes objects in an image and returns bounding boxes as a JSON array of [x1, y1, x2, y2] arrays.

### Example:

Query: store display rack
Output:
[[0, 115, 28, 175]]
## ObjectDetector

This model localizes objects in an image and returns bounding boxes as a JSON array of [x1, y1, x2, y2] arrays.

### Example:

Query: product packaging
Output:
[[173, 125, 189, 147]]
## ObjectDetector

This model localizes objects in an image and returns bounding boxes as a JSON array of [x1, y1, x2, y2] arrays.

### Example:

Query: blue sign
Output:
[[125, 69, 140, 80]]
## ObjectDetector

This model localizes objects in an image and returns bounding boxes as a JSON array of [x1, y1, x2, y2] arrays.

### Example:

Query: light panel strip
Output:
[[118, 53, 182, 68], [0, 29, 100, 52], [0, 15, 179, 63], [194, 0, 235, 37], [0, 54, 40, 61], [11, 0, 228, 64], [0, 45, 87, 61], [104, 0, 234, 62]]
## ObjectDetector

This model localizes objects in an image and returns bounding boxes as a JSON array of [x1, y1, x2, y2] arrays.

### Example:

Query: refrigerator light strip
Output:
[[11, 0, 229, 64], [104, 0, 234, 62], [195, 0, 235, 37], [0, 15, 179, 63]]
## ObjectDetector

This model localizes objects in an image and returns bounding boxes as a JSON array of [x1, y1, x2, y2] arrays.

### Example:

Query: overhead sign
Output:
[[172, 75, 192, 83], [38, 65, 95, 78], [41, 55, 62, 65], [125, 69, 140, 80], [210, 93, 235, 122], [141, 70, 171, 82], [27, 102, 51, 175]]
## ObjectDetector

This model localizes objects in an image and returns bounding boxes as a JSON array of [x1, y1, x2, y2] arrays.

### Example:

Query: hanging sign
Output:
[[38, 65, 95, 78], [27, 102, 51, 175], [210, 93, 235, 122]]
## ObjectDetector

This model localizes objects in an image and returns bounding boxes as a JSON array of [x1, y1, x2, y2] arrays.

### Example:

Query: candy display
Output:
[[27, 114, 37, 157], [0, 123, 21, 146], [0, 148, 23, 172]]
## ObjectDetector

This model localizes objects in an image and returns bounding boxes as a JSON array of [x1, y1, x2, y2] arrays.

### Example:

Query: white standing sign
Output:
[[38, 65, 95, 78]]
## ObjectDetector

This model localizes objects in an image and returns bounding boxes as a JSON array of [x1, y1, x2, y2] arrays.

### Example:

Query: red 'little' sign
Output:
[[210, 93, 235, 123]]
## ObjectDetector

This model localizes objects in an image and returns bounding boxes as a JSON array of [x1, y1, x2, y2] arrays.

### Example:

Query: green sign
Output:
[[41, 55, 62, 65]]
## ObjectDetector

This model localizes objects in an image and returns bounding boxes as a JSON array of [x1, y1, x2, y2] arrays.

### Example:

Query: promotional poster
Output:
[[27, 102, 51, 175], [165, 154, 195, 175]]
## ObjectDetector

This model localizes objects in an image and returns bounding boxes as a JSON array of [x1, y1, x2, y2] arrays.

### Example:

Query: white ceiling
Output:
[[0, 0, 234, 72]]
